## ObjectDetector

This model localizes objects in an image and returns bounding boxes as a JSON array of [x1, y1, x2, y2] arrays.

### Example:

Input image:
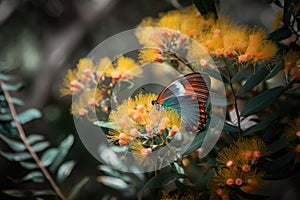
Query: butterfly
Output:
[[152, 73, 210, 132]]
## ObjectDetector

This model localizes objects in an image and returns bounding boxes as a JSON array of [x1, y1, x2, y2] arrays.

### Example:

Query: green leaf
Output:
[[198, 158, 216, 167], [14, 108, 42, 126], [2, 190, 27, 198], [97, 176, 128, 190], [27, 134, 44, 144], [203, 68, 228, 83], [31, 141, 50, 152], [19, 161, 37, 170], [93, 121, 117, 129], [2, 189, 55, 198], [183, 132, 205, 155], [41, 148, 59, 167], [0, 114, 12, 121], [0, 134, 26, 152], [56, 160, 76, 184], [241, 86, 284, 116], [243, 111, 279, 136], [231, 65, 254, 82], [193, 0, 217, 18], [239, 63, 270, 92], [260, 151, 295, 179], [112, 80, 134, 98], [267, 60, 284, 79], [67, 176, 90, 200], [138, 173, 186, 200], [21, 171, 45, 183], [11, 97, 24, 106], [0, 151, 31, 161], [0, 73, 14, 81], [268, 27, 293, 42], [3, 83, 23, 91], [50, 134, 74, 172]]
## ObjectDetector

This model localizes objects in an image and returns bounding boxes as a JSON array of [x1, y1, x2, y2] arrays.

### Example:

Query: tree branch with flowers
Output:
[[60, 0, 300, 199]]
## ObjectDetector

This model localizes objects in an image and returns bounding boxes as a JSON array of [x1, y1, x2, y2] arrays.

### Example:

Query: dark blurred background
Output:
[[1, 0, 298, 199]]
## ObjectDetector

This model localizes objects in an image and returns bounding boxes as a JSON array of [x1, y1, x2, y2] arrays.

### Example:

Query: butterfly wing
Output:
[[156, 73, 210, 105], [155, 73, 210, 132]]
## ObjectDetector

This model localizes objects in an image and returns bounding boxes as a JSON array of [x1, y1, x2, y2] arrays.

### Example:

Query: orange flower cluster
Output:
[[136, 6, 277, 64], [210, 138, 267, 199]]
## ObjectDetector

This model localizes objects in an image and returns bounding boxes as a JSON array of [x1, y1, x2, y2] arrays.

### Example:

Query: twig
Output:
[[0, 80, 66, 200], [223, 57, 242, 138], [159, 135, 194, 186]]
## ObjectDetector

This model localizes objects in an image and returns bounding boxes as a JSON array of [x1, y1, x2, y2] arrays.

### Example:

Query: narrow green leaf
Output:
[[267, 60, 284, 79], [56, 160, 76, 184], [67, 176, 90, 200], [112, 80, 134, 97], [0, 151, 31, 161], [203, 68, 228, 83], [27, 134, 44, 144], [0, 73, 14, 81], [183, 131, 205, 155], [31, 141, 50, 152], [2, 189, 55, 198], [138, 173, 186, 200], [11, 97, 24, 106], [268, 27, 293, 42], [243, 111, 279, 136], [19, 161, 38, 170], [97, 176, 128, 190], [41, 148, 59, 167], [93, 121, 117, 129], [3, 83, 23, 91], [0, 134, 26, 152], [0, 114, 12, 121], [50, 134, 74, 172], [1, 189, 27, 198], [198, 158, 216, 167], [13, 108, 42, 126], [21, 171, 45, 183], [241, 86, 284, 116], [231, 65, 254, 82], [193, 0, 217, 18], [239, 64, 270, 92]]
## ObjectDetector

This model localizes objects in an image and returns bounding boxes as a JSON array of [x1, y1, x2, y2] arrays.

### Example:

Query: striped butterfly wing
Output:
[[155, 73, 210, 132]]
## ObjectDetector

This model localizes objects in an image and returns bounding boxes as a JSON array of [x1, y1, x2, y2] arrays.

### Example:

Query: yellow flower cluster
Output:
[[60, 57, 142, 118], [61, 57, 142, 96], [136, 5, 277, 64], [210, 138, 267, 199], [107, 93, 182, 165]]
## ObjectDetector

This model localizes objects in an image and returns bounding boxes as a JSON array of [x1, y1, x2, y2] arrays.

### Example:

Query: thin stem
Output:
[[223, 57, 242, 138], [167, 52, 196, 73], [0, 80, 66, 200], [159, 135, 194, 186]]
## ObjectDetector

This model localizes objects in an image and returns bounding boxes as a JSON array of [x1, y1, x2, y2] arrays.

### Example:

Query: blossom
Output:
[[71, 97, 88, 117], [76, 58, 95, 83], [107, 93, 182, 164], [102, 56, 142, 82], [211, 138, 267, 198], [81, 87, 103, 108], [285, 117, 300, 152], [139, 48, 163, 65], [60, 69, 83, 96], [283, 50, 300, 80], [130, 140, 152, 166]]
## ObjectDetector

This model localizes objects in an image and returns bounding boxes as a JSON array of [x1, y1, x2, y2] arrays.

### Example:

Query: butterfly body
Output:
[[152, 73, 210, 132]]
